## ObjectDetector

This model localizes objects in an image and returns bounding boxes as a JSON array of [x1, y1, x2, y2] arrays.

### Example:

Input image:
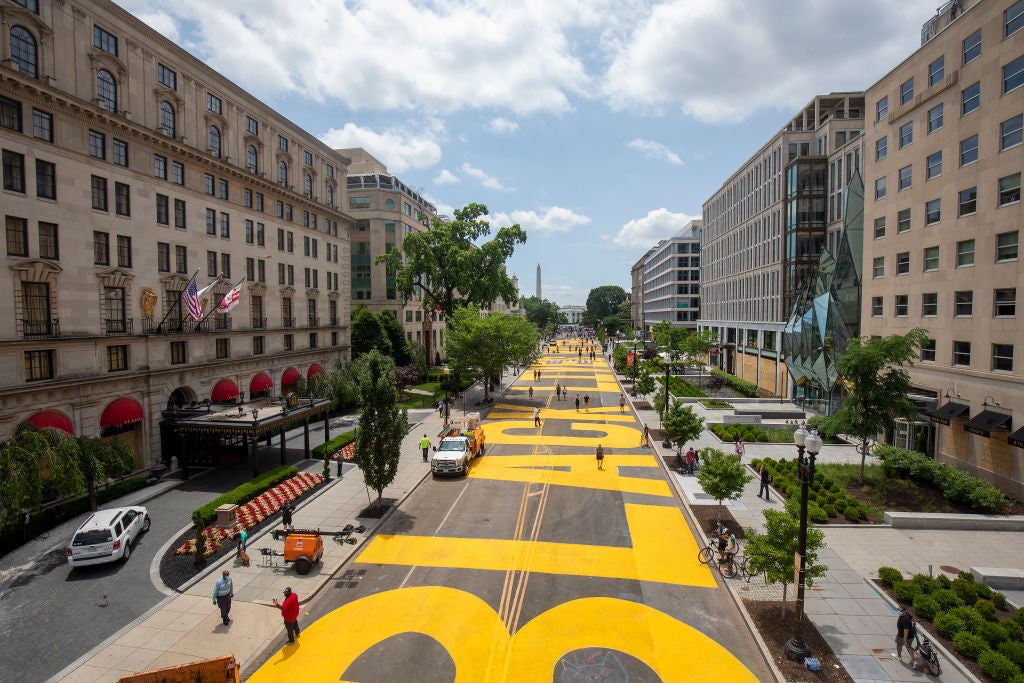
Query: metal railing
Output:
[[22, 318, 60, 338], [104, 318, 133, 336]]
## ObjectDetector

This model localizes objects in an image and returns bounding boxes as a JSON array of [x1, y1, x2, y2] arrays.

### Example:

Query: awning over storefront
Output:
[[963, 410, 1011, 437], [1008, 427, 1024, 449], [281, 367, 300, 386], [307, 363, 324, 378], [26, 410, 73, 434], [926, 402, 969, 426], [249, 373, 273, 394], [211, 379, 239, 402], [100, 398, 144, 428]]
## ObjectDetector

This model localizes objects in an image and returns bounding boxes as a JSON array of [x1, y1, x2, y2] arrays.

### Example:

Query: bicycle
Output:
[[696, 542, 739, 578], [735, 554, 765, 583]]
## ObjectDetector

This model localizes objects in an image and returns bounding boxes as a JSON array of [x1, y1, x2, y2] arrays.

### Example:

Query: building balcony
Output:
[[213, 315, 232, 331], [306, 315, 319, 328], [251, 316, 267, 329], [104, 318, 133, 336], [283, 316, 295, 328], [21, 318, 60, 338]]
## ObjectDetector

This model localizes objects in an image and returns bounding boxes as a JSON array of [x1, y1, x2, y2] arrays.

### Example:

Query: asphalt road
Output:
[[249, 341, 774, 682]]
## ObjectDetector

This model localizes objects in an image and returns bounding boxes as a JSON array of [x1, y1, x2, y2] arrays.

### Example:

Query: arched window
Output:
[[159, 101, 176, 138], [10, 26, 37, 78], [96, 69, 117, 112], [247, 145, 258, 173], [278, 160, 288, 185], [208, 125, 221, 158], [304, 173, 312, 195]]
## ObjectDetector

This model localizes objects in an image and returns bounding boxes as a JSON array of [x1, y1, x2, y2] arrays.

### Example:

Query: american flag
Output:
[[182, 277, 203, 320], [217, 280, 243, 313]]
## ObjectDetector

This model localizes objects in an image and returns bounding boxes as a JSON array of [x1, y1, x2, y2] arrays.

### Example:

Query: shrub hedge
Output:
[[312, 429, 357, 459], [875, 445, 1011, 514], [192, 465, 298, 526], [752, 457, 866, 523], [709, 369, 761, 398], [663, 376, 707, 398]]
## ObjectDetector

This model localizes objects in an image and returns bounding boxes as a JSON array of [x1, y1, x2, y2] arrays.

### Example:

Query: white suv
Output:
[[67, 506, 151, 567]]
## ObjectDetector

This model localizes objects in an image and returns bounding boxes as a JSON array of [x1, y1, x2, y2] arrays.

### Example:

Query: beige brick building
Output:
[[0, 0, 352, 469], [862, 0, 1024, 498]]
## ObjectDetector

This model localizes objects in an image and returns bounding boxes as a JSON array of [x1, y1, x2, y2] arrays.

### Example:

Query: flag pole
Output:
[[155, 271, 197, 333], [198, 277, 242, 325]]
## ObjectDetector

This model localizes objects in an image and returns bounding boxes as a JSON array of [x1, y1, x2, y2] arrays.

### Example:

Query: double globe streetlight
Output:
[[784, 422, 823, 662]]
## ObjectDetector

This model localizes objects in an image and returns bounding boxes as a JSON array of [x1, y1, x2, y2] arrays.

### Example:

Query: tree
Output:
[[394, 365, 420, 393], [680, 328, 719, 383], [663, 402, 705, 444], [378, 309, 412, 366], [353, 350, 408, 511], [375, 203, 526, 319], [651, 321, 690, 349], [744, 508, 827, 616], [351, 305, 391, 359], [408, 341, 430, 379], [445, 308, 539, 399], [584, 285, 628, 326], [521, 296, 565, 332], [634, 371, 656, 402], [74, 435, 133, 511], [0, 426, 83, 527], [830, 328, 927, 482], [695, 448, 753, 522]]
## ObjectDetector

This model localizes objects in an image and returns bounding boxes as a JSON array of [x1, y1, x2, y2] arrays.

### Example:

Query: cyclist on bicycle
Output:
[[717, 527, 738, 562]]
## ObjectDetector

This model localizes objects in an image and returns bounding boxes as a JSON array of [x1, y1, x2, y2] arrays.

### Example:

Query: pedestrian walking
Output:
[[618, 393, 625, 413], [574, 393, 580, 412], [437, 400, 445, 417], [893, 605, 918, 666], [555, 383, 561, 400], [686, 447, 696, 475], [533, 407, 541, 427], [272, 587, 301, 644], [281, 501, 294, 531], [734, 436, 745, 459], [420, 434, 431, 463], [561, 387, 568, 401], [212, 570, 233, 625], [757, 463, 772, 500], [538, 369, 542, 380], [595, 443, 605, 470], [583, 394, 590, 412]]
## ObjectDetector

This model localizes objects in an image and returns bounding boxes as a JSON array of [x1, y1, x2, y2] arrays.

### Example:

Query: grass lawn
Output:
[[816, 463, 963, 522], [401, 391, 440, 409], [412, 381, 441, 393]]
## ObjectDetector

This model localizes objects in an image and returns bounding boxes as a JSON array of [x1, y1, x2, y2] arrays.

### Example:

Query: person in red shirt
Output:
[[272, 587, 300, 644]]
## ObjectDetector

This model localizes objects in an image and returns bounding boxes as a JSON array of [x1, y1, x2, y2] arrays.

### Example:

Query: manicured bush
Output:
[[665, 375, 707, 398], [933, 589, 965, 612], [911, 573, 940, 594], [832, 499, 847, 514], [953, 578, 979, 605], [878, 567, 904, 587], [994, 592, 1008, 610], [977, 599, 1000, 621], [312, 429, 357, 459], [913, 594, 941, 621], [843, 503, 867, 522], [894, 581, 922, 603], [936, 574, 952, 589], [999, 640, 1024, 668], [710, 369, 761, 398], [954, 630, 991, 659], [949, 606, 984, 633], [823, 504, 837, 518], [978, 621, 1010, 649], [808, 504, 828, 524], [977, 582, 995, 599], [959, 570, 976, 582], [192, 465, 298, 526], [1002, 619, 1023, 642], [935, 612, 967, 639], [874, 444, 1011, 513], [1016, 608, 1024, 627], [979, 650, 1023, 683]]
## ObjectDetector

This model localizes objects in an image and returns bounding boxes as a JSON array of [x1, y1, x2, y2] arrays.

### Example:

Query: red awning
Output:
[[100, 398, 144, 428], [26, 410, 74, 434], [211, 379, 239, 402], [281, 367, 301, 386], [249, 372, 274, 394], [307, 363, 324, 379]]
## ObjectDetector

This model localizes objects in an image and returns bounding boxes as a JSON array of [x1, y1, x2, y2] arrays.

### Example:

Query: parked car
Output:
[[67, 506, 151, 567]]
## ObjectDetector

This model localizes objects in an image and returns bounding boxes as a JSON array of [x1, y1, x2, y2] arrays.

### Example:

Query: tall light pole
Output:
[[630, 336, 640, 396], [443, 366, 451, 427], [785, 423, 823, 661]]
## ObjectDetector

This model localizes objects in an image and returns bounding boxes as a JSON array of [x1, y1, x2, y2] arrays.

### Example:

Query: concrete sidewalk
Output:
[[629, 387, 1020, 683], [52, 373, 515, 683]]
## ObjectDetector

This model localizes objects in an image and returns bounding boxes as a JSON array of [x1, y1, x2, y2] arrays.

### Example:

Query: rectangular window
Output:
[[900, 78, 914, 105], [899, 121, 913, 148], [154, 154, 167, 179], [999, 173, 1021, 206], [255, 193, 263, 212], [215, 338, 229, 359], [921, 339, 936, 362], [25, 350, 54, 381], [957, 239, 975, 266], [276, 200, 284, 218], [284, 334, 294, 351], [929, 55, 945, 87], [171, 161, 184, 185], [925, 198, 941, 225], [0, 95, 21, 131], [958, 187, 977, 216], [253, 336, 264, 354], [246, 116, 258, 135], [1004, 55, 1024, 94], [114, 182, 130, 216], [898, 165, 912, 191], [93, 231, 109, 265], [963, 29, 981, 65], [116, 234, 131, 267], [350, 196, 371, 209], [35, 160, 55, 199], [156, 194, 169, 225], [1007, 0, 1024, 36], [32, 109, 52, 142], [221, 253, 231, 278], [244, 188, 253, 208], [91, 175, 107, 211], [895, 295, 908, 317], [922, 292, 938, 316], [174, 245, 186, 274], [89, 130, 105, 159], [169, 340, 186, 365], [875, 136, 887, 160], [246, 257, 255, 281], [158, 63, 176, 90], [896, 252, 910, 275], [93, 25, 118, 56], [873, 217, 886, 239], [997, 231, 1019, 261], [257, 259, 265, 283], [992, 344, 1014, 372], [206, 208, 216, 235], [106, 345, 128, 372], [217, 178, 228, 200], [961, 81, 980, 115], [256, 222, 264, 246], [287, 232, 294, 253], [2, 150, 25, 193], [871, 297, 883, 316], [207, 251, 217, 277], [278, 263, 286, 285], [897, 208, 911, 233], [927, 103, 944, 133], [278, 135, 288, 152], [204, 173, 214, 195], [174, 199, 186, 229], [875, 176, 887, 200], [954, 290, 974, 316], [38, 222, 58, 260], [960, 135, 979, 166], [157, 242, 170, 272], [873, 256, 884, 278], [304, 151, 313, 166], [245, 219, 254, 244], [112, 139, 128, 167], [220, 212, 230, 238], [952, 341, 971, 366], [876, 95, 888, 122], [1001, 114, 1023, 150], [5, 216, 27, 256], [206, 93, 222, 114], [923, 246, 939, 271], [926, 151, 942, 179], [994, 288, 1016, 317]]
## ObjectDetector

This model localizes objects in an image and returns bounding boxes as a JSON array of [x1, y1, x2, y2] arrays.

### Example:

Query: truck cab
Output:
[[431, 422, 485, 476]]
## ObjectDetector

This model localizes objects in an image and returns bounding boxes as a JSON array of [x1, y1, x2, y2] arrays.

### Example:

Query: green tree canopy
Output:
[[744, 508, 827, 616], [376, 203, 527, 319], [663, 402, 705, 444], [377, 309, 412, 366], [351, 305, 391, 359], [353, 350, 408, 510], [585, 285, 628, 326], [445, 308, 539, 398], [521, 296, 565, 332], [633, 371, 656, 401], [695, 448, 753, 520], [74, 435, 133, 511], [830, 328, 928, 481]]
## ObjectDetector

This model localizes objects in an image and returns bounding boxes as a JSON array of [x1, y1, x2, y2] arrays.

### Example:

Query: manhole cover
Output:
[[940, 565, 961, 574]]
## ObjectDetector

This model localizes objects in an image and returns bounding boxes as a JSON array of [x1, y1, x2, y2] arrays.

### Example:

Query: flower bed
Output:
[[174, 471, 323, 555]]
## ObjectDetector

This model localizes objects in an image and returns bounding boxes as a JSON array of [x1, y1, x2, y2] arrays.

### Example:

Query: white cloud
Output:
[[628, 138, 683, 166], [602, 0, 936, 124], [461, 162, 510, 191], [434, 169, 460, 184], [488, 117, 520, 134], [491, 207, 591, 234], [319, 123, 442, 172], [613, 208, 698, 247]]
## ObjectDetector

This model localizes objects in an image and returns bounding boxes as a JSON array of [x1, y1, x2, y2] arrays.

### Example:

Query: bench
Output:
[[971, 567, 1024, 591], [883, 511, 1024, 531], [722, 414, 761, 425]]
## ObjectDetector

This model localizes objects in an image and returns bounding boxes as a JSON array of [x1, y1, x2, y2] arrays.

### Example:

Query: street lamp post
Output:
[[630, 337, 640, 396], [785, 423, 823, 661], [443, 366, 451, 427]]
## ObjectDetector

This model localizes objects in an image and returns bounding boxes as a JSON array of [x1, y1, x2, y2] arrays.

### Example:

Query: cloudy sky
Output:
[[118, 0, 937, 306]]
